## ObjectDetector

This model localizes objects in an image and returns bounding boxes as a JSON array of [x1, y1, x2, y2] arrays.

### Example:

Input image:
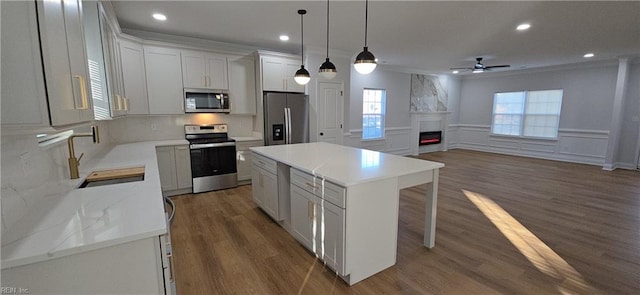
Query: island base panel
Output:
[[344, 178, 400, 285]]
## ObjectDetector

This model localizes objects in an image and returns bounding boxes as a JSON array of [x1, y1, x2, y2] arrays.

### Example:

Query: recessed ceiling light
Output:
[[279, 35, 289, 41], [152, 13, 167, 21], [583, 53, 595, 58], [516, 23, 531, 31], [452, 70, 459, 74]]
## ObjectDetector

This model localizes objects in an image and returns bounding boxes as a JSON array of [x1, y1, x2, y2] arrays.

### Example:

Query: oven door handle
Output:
[[190, 142, 236, 149]]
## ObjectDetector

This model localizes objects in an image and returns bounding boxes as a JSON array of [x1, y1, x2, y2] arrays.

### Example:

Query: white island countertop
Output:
[[250, 142, 444, 187], [1, 140, 188, 269]]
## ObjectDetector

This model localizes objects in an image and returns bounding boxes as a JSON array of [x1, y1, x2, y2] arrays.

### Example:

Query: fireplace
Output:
[[419, 131, 442, 146]]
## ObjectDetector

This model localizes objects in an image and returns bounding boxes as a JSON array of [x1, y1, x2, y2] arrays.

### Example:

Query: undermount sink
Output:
[[78, 166, 145, 189]]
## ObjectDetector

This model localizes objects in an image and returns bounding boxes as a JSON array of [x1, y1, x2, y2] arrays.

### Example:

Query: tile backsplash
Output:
[[1, 122, 110, 235], [107, 114, 255, 143]]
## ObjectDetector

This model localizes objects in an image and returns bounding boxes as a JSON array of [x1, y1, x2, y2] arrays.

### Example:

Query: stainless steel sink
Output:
[[79, 175, 145, 188]]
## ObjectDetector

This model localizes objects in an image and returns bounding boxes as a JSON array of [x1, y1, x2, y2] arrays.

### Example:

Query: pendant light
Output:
[[294, 9, 311, 85], [318, 0, 337, 79], [354, 0, 376, 75]]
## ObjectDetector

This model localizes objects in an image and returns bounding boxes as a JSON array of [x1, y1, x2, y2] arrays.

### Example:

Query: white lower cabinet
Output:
[[156, 145, 192, 196], [251, 153, 281, 220], [237, 140, 263, 183], [290, 169, 345, 275], [252, 166, 279, 220], [1, 235, 173, 294]]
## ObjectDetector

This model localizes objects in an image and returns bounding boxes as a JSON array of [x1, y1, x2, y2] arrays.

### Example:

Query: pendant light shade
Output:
[[354, 0, 376, 75], [319, 58, 337, 79], [319, 0, 337, 79], [294, 9, 310, 85], [294, 65, 311, 85]]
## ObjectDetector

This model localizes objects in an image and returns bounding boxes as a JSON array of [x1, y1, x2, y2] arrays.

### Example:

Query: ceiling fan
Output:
[[450, 57, 510, 73]]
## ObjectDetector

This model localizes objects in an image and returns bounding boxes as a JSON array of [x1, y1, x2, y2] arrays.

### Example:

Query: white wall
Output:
[[1, 122, 111, 235], [617, 62, 640, 168], [306, 51, 351, 143], [107, 114, 255, 143], [345, 66, 460, 155], [451, 63, 625, 166]]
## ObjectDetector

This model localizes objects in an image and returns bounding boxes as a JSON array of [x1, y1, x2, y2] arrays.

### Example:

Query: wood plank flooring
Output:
[[169, 149, 639, 294]]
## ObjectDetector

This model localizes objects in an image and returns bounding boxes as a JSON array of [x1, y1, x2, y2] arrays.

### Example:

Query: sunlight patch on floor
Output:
[[462, 189, 597, 294]]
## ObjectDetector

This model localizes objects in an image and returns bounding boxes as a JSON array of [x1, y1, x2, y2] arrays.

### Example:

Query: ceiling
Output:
[[112, 1, 640, 74]]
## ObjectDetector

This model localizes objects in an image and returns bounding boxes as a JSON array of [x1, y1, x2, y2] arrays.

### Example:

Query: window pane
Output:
[[362, 89, 386, 140], [494, 92, 525, 114], [523, 90, 562, 138]]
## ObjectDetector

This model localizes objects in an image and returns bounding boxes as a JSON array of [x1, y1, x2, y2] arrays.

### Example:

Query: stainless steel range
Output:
[[185, 124, 237, 193]]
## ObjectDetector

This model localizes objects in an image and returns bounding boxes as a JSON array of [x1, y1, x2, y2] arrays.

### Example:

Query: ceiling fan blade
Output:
[[485, 65, 511, 70]]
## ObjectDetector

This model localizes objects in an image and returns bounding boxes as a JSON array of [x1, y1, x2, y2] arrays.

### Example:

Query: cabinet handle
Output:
[[305, 182, 319, 190], [79, 76, 89, 110], [308, 200, 313, 220], [72, 75, 89, 110], [175, 146, 188, 150], [115, 94, 122, 111]]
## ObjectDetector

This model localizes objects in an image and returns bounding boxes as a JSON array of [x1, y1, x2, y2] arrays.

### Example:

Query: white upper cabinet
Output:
[[261, 56, 305, 93], [181, 50, 228, 90], [119, 38, 149, 115], [144, 45, 184, 114], [97, 4, 126, 118], [2, 0, 94, 128], [1, 1, 50, 127], [228, 55, 257, 114]]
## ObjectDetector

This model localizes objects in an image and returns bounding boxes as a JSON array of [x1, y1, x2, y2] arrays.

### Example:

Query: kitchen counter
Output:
[[232, 136, 263, 142], [1, 140, 188, 269], [251, 142, 444, 187]]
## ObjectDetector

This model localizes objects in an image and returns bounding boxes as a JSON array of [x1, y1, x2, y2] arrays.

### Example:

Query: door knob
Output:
[[319, 132, 324, 136]]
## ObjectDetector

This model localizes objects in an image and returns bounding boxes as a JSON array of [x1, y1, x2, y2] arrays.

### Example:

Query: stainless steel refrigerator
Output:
[[264, 92, 309, 145]]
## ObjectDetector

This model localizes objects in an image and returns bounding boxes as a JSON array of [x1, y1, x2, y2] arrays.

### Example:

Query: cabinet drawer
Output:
[[252, 152, 277, 174], [291, 168, 345, 208]]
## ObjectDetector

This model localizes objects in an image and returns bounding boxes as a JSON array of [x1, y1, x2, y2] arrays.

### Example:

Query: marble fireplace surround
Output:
[[410, 112, 450, 155]]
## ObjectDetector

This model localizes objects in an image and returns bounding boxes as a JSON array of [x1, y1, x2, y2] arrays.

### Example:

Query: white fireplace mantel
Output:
[[410, 112, 450, 155]]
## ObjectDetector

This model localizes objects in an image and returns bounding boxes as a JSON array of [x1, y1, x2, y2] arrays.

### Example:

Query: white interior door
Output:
[[317, 81, 344, 144]]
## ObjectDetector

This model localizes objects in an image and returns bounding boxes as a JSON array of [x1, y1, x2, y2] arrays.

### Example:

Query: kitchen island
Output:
[[250, 142, 444, 285]]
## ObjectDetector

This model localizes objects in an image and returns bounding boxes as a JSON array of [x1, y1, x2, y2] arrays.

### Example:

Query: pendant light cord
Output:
[[300, 11, 304, 65], [364, 0, 368, 47], [326, 0, 330, 58]]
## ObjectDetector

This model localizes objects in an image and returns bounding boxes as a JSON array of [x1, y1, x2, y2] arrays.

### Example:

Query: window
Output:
[[362, 89, 386, 140], [491, 89, 563, 139]]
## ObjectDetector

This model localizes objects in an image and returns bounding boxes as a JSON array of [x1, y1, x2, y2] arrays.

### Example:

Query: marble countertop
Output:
[[232, 136, 263, 142], [1, 140, 188, 269], [250, 142, 444, 187]]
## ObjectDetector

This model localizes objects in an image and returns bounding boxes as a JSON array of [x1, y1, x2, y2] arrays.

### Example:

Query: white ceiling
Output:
[[112, 1, 640, 74]]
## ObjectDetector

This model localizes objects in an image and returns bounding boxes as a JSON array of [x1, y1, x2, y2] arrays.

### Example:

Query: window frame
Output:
[[361, 88, 387, 141], [490, 89, 563, 140]]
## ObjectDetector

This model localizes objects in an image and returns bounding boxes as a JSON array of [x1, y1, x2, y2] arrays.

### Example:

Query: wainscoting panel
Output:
[[345, 127, 412, 155], [488, 138, 519, 150], [447, 125, 609, 166]]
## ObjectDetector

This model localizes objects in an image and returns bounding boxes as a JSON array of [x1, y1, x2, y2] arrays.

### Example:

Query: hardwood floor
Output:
[[169, 149, 639, 294]]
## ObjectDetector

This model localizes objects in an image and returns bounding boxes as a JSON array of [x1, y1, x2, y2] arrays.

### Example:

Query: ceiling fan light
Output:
[[472, 68, 484, 74], [319, 58, 337, 79], [294, 66, 311, 85], [354, 47, 377, 74]]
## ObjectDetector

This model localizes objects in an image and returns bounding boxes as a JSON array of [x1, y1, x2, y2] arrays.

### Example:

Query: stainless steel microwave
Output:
[[184, 89, 230, 113]]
